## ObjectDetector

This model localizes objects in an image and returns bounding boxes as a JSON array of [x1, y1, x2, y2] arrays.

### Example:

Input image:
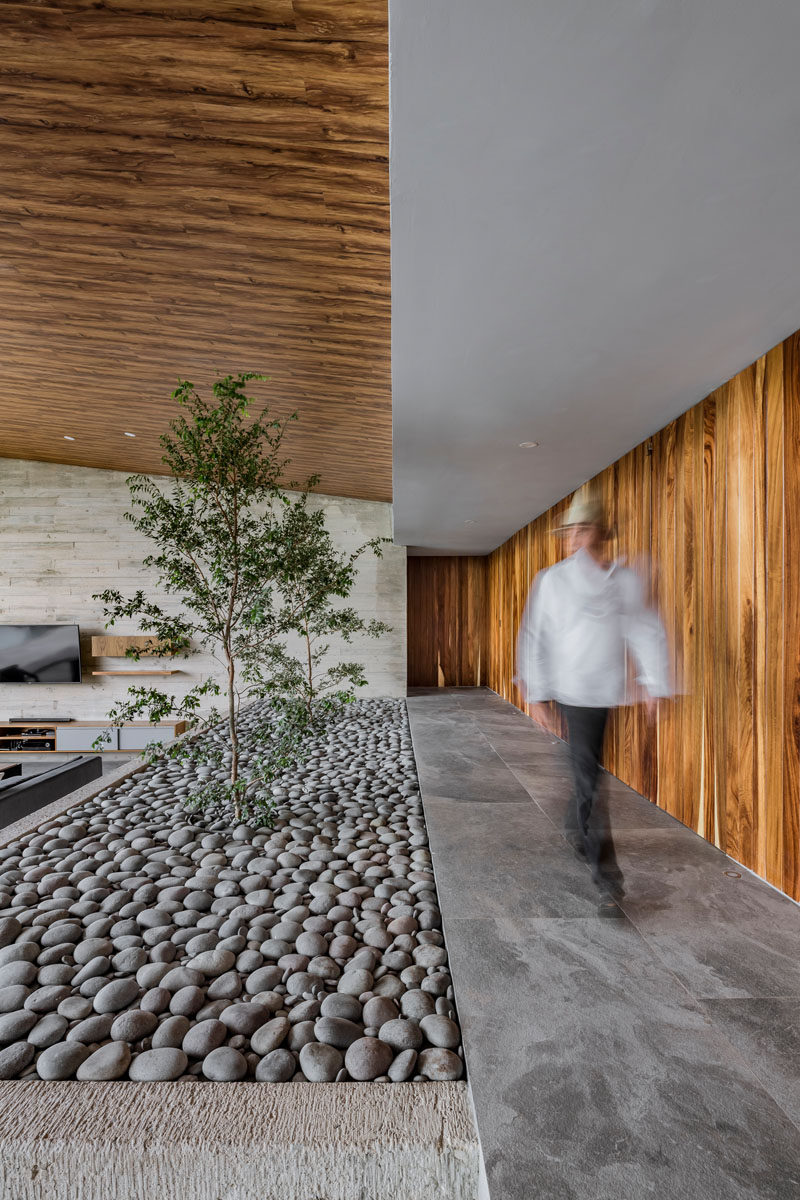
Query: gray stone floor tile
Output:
[[486, 744, 571, 778], [502, 762, 576, 800], [612, 825, 736, 872], [599, 778, 688, 830], [625, 914, 800, 1000], [481, 727, 567, 761], [424, 797, 601, 919], [409, 688, 800, 1199], [410, 728, 534, 804], [446, 917, 800, 1200], [507, 762, 691, 832], [699, 998, 800, 1125]]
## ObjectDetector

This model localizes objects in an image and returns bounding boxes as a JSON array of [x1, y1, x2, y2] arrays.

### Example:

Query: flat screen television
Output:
[[0, 625, 82, 683]]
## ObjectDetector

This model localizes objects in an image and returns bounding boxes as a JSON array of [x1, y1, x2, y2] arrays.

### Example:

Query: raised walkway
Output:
[[408, 687, 800, 1200]]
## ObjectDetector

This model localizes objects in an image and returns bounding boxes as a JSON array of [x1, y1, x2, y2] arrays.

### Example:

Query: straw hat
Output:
[[552, 485, 606, 533]]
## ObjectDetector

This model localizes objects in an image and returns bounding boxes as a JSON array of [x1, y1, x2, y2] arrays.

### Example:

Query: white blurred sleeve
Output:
[[514, 571, 552, 703], [621, 570, 672, 698]]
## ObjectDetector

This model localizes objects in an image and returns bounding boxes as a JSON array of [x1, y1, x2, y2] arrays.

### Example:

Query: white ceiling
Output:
[[390, 0, 800, 554]]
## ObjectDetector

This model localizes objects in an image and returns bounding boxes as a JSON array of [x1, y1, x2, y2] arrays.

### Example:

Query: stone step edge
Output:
[[0, 751, 164, 850], [0, 1079, 480, 1200]]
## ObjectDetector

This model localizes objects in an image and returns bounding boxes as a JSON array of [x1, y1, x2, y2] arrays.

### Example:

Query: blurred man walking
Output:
[[515, 487, 671, 911]]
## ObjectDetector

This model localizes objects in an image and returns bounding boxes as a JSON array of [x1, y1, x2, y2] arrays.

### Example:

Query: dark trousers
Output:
[[561, 705, 623, 892]]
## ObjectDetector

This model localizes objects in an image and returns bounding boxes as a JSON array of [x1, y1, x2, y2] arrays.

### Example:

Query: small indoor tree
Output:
[[94, 373, 389, 821], [260, 489, 391, 736]]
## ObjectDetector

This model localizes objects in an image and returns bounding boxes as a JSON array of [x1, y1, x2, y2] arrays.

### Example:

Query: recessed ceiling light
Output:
[[519, 441, 539, 448], [123, 431, 136, 438], [63, 435, 75, 441]]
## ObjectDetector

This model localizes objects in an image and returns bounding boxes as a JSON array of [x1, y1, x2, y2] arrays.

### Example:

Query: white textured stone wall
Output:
[[0, 459, 406, 719]]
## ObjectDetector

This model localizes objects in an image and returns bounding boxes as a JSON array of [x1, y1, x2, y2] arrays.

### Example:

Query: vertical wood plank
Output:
[[782, 333, 800, 900], [735, 366, 756, 869], [713, 385, 729, 853], [680, 404, 702, 836], [700, 395, 718, 846], [752, 355, 767, 879], [641, 436, 656, 803], [764, 345, 785, 891], [659, 419, 678, 820], [673, 411, 689, 829]]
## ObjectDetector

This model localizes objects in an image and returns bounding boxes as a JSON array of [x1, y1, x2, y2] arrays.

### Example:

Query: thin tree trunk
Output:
[[227, 651, 240, 821], [304, 619, 314, 722], [225, 470, 240, 820]]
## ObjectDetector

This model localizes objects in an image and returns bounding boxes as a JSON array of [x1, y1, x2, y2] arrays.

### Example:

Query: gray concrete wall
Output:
[[0, 459, 406, 721]]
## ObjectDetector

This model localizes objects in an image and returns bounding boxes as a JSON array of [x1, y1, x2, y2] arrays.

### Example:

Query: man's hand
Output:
[[530, 702, 551, 728], [643, 694, 659, 723]]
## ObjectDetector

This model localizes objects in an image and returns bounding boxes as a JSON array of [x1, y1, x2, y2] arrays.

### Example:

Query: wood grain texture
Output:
[[482, 328, 800, 902], [90, 669, 181, 676], [0, 1, 390, 502], [781, 333, 800, 901], [407, 557, 487, 688], [764, 346, 785, 891], [90, 635, 175, 657]]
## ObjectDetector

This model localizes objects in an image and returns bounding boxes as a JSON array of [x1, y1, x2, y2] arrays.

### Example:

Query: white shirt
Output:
[[515, 549, 671, 708]]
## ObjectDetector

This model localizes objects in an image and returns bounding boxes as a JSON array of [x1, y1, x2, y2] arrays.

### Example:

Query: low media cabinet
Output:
[[0, 720, 187, 754]]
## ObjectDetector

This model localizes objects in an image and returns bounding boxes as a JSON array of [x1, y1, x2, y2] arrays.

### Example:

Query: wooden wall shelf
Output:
[[91, 635, 176, 657], [91, 670, 181, 677]]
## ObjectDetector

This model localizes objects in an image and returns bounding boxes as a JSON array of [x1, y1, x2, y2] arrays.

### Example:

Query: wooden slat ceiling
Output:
[[0, 0, 390, 501]]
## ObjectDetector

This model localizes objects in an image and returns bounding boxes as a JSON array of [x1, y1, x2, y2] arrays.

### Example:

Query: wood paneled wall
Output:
[[486, 330, 800, 902], [407, 557, 487, 687]]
